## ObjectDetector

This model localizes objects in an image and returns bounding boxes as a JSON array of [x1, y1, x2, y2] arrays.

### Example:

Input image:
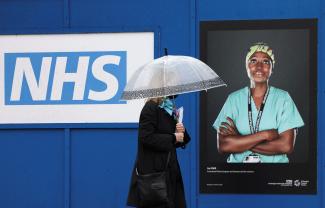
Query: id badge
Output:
[[243, 153, 261, 163]]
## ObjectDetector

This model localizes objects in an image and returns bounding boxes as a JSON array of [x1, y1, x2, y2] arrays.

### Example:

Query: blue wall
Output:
[[0, 0, 324, 208]]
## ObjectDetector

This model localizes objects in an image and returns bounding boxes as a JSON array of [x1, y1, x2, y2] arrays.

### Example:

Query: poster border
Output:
[[199, 19, 318, 194]]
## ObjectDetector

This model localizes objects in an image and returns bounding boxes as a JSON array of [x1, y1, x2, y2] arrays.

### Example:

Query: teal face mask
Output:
[[159, 97, 174, 116]]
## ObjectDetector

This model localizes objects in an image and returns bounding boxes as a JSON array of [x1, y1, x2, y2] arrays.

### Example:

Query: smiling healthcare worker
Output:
[[212, 42, 304, 163]]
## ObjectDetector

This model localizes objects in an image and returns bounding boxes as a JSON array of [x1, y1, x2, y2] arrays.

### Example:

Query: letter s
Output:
[[88, 55, 119, 101]]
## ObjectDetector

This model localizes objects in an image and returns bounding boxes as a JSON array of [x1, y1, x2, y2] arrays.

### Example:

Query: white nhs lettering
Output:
[[10, 55, 120, 102]]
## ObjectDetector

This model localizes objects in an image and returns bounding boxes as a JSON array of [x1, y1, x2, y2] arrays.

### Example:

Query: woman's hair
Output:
[[146, 97, 164, 105]]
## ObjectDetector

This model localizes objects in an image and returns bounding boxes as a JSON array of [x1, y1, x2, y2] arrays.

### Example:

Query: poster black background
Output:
[[199, 19, 317, 194]]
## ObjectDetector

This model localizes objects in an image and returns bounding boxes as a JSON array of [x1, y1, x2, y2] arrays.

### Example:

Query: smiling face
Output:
[[247, 52, 273, 84]]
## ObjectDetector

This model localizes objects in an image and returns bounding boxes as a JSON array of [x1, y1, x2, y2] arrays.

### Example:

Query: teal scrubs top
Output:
[[212, 86, 304, 163]]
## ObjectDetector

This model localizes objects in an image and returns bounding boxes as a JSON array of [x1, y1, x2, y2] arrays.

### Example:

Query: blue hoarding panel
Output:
[[0, 0, 323, 208], [70, 129, 137, 208], [0, 130, 65, 208]]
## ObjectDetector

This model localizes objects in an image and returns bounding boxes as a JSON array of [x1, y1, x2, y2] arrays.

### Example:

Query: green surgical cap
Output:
[[245, 42, 275, 65]]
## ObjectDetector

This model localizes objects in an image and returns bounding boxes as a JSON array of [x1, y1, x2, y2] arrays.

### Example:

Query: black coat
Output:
[[127, 100, 191, 208]]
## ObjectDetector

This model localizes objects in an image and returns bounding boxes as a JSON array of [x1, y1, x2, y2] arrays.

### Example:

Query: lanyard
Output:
[[248, 87, 270, 134]]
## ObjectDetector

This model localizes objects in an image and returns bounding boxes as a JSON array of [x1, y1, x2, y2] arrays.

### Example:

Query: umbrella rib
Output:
[[163, 56, 167, 96]]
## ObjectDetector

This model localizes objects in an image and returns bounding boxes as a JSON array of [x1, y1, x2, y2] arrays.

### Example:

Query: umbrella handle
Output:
[[164, 48, 168, 56]]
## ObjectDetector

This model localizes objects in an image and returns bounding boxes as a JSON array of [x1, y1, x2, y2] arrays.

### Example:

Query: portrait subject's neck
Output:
[[251, 82, 268, 98]]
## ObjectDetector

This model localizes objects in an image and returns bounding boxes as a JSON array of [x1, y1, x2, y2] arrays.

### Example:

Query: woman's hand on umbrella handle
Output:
[[176, 123, 185, 133], [174, 132, 184, 143]]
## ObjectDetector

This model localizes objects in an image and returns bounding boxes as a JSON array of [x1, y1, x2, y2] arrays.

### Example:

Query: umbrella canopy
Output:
[[121, 55, 226, 100]]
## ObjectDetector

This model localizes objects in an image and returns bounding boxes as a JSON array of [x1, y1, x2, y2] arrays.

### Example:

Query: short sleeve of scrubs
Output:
[[212, 96, 233, 132], [277, 92, 304, 133]]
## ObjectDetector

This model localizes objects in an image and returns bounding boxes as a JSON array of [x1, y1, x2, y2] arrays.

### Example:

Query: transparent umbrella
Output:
[[121, 55, 226, 100]]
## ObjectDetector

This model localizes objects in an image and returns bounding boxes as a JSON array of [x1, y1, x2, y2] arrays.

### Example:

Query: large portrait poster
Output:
[[199, 19, 317, 194]]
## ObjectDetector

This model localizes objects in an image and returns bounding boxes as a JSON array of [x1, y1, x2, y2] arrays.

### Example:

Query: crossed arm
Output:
[[218, 117, 295, 155]]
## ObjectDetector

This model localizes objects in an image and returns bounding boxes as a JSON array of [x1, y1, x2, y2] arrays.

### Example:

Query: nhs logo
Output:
[[5, 51, 126, 105], [0, 33, 153, 124]]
